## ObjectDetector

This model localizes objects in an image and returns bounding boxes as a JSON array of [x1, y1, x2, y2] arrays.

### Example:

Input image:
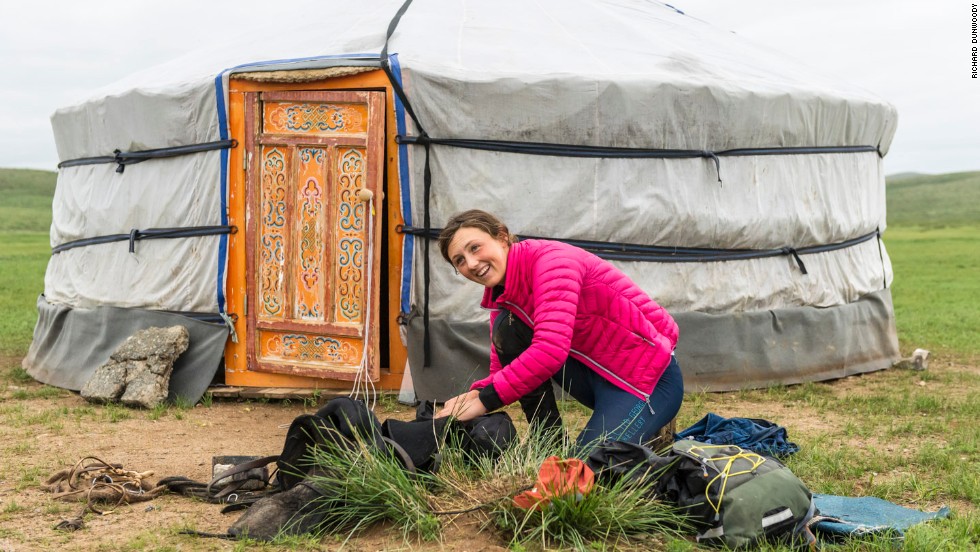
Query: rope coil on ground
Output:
[[42, 456, 168, 531]]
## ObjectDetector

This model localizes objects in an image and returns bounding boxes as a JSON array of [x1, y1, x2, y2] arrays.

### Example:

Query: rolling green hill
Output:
[[885, 170, 980, 227], [885, 171, 927, 180], [0, 168, 56, 233]]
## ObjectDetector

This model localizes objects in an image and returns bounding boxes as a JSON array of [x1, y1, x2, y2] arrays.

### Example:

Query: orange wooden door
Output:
[[244, 90, 384, 381]]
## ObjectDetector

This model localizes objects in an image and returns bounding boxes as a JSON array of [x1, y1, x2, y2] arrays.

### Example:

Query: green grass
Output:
[[492, 475, 687, 550], [482, 426, 689, 550], [303, 437, 441, 544], [0, 169, 54, 356], [0, 232, 49, 355], [294, 422, 689, 550], [883, 171, 980, 360], [883, 226, 980, 360]]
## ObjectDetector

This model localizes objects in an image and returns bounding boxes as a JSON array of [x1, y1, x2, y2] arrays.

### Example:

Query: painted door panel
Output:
[[244, 90, 384, 381]]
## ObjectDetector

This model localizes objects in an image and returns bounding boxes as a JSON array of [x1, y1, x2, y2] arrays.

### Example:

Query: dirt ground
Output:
[[0, 356, 974, 551], [0, 360, 518, 552]]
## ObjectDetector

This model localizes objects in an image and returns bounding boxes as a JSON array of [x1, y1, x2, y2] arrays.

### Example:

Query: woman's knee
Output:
[[651, 357, 684, 418]]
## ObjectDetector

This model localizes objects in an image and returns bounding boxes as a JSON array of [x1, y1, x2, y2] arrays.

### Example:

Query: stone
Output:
[[911, 348, 930, 371], [892, 348, 931, 371], [79, 363, 128, 404], [80, 326, 190, 408]]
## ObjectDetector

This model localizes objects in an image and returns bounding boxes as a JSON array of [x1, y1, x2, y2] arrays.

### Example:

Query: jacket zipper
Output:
[[499, 301, 531, 326], [499, 300, 656, 414], [571, 348, 654, 413]]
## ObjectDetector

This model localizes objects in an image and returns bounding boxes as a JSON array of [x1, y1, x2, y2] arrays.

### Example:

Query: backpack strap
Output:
[[381, 436, 418, 475], [206, 455, 279, 499]]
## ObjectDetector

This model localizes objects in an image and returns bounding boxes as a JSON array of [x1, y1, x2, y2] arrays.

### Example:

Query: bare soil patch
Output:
[[0, 358, 519, 551]]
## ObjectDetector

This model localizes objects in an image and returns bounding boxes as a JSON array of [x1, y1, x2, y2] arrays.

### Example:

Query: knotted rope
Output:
[[42, 456, 168, 530]]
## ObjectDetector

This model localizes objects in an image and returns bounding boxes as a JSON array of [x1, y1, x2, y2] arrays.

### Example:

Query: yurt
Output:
[[24, 0, 900, 403]]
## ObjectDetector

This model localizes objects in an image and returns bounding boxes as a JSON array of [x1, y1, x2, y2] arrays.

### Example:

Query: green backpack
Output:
[[666, 439, 816, 549]]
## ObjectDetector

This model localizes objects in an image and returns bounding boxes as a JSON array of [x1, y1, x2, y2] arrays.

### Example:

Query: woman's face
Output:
[[446, 226, 510, 288]]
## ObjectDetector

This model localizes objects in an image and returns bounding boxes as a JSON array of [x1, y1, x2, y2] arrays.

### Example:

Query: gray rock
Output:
[[79, 362, 128, 403], [110, 326, 190, 363], [81, 326, 190, 408], [120, 361, 168, 408], [892, 348, 931, 371]]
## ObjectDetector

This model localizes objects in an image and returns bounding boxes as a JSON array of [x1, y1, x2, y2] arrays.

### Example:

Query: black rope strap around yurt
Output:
[[52, 225, 237, 254], [874, 226, 888, 289], [380, 0, 440, 366], [380, 0, 424, 135], [57, 139, 237, 173], [162, 310, 232, 324], [396, 136, 880, 184], [398, 225, 881, 276]]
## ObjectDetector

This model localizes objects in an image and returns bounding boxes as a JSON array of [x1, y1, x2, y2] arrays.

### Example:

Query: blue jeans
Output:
[[558, 355, 683, 449], [492, 310, 684, 451]]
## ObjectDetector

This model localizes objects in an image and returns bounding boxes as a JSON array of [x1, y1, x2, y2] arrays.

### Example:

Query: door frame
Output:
[[222, 70, 408, 390]]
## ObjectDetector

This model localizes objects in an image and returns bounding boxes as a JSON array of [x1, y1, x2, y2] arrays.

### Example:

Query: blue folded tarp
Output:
[[812, 494, 950, 538]]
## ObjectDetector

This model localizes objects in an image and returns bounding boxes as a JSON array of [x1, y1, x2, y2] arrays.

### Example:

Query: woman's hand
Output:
[[435, 389, 488, 422]]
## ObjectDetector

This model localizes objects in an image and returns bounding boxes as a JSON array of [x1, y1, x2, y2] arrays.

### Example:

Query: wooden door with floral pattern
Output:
[[244, 90, 384, 381]]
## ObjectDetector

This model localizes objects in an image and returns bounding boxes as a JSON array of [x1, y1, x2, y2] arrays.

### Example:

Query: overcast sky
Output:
[[1, 0, 976, 175]]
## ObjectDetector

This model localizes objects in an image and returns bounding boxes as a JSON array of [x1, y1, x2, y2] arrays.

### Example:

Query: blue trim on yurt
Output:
[[389, 54, 414, 315], [223, 53, 380, 73], [214, 74, 230, 314]]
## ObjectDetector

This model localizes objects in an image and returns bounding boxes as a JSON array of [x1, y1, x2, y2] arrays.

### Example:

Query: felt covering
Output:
[[33, 0, 899, 397], [407, 288, 899, 398], [23, 295, 226, 404]]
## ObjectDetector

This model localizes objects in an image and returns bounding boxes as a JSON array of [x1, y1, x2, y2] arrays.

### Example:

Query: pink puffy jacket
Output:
[[469, 239, 678, 406]]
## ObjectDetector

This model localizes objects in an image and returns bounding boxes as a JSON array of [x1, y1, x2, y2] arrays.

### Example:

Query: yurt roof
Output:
[[54, 0, 896, 157]]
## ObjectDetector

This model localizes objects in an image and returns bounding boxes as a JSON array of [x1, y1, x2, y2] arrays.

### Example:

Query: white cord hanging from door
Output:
[[350, 188, 377, 411]]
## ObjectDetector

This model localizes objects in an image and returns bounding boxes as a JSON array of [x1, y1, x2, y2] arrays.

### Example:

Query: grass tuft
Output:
[[5, 366, 33, 384], [436, 421, 690, 551], [101, 402, 133, 423], [303, 436, 441, 544], [490, 466, 690, 551]]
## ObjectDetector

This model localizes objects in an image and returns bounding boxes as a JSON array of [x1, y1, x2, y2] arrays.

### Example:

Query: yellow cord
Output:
[[690, 445, 766, 518]]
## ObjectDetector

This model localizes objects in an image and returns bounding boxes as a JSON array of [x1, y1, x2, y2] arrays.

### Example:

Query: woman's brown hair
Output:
[[437, 209, 517, 264]]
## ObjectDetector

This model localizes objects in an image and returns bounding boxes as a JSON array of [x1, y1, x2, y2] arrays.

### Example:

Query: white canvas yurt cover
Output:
[[25, 0, 899, 402]]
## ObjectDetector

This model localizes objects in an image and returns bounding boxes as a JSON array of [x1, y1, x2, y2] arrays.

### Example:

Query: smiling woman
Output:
[[440, 210, 516, 287], [434, 209, 684, 454], [447, 227, 509, 286]]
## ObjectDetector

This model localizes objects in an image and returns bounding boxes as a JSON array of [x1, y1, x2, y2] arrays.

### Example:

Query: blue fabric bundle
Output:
[[674, 412, 800, 457], [812, 494, 950, 538]]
